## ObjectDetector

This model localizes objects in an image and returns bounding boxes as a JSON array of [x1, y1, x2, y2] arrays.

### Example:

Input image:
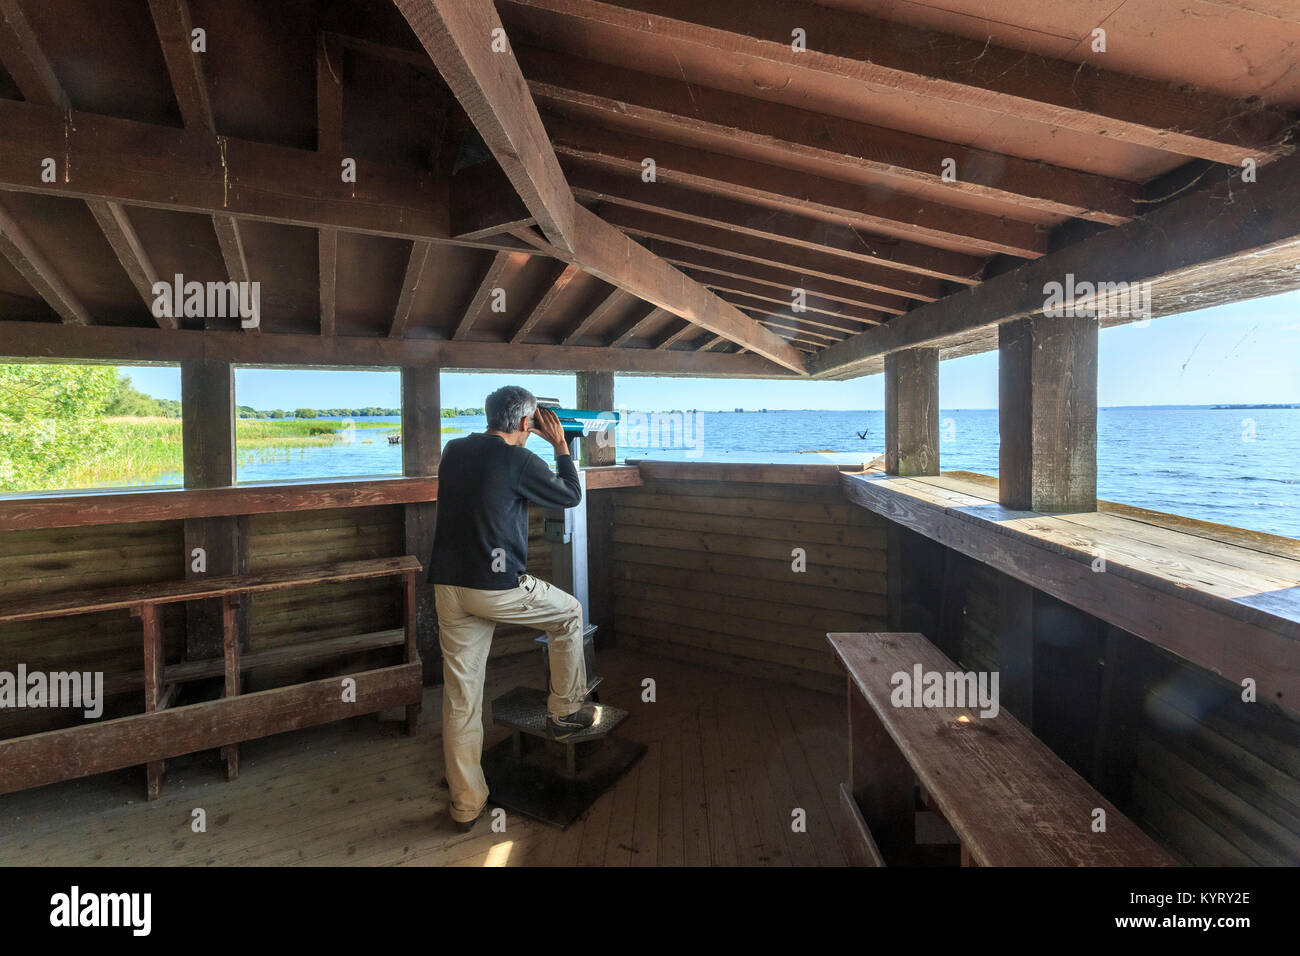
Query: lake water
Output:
[[184, 407, 1298, 539]]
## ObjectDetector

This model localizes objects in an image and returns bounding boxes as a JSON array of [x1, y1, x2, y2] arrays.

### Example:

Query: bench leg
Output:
[[848, 684, 917, 866], [402, 570, 420, 737], [221, 594, 241, 781], [137, 603, 166, 800]]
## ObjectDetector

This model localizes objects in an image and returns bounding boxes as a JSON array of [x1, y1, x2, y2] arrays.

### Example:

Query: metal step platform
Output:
[[481, 624, 645, 830]]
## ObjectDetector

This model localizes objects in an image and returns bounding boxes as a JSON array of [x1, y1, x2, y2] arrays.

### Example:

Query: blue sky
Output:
[[118, 288, 1300, 412]]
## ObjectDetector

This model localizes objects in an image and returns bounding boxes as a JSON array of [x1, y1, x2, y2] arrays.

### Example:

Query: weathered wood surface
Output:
[[0, 663, 422, 796], [829, 631, 1176, 866], [0, 466, 643, 531], [0, 649, 847, 866], [629, 460, 872, 486], [0, 476, 439, 531], [0, 320, 798, 377], [840, 473, 1300, 713], [616, 478, 888, 694], [0, 556, 422, 624]]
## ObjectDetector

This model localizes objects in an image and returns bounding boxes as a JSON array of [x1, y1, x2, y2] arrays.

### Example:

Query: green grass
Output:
[[15, 417, 458, 491]]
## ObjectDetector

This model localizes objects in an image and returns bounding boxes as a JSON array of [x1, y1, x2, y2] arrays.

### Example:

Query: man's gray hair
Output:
[[485, 385, 538, 433]]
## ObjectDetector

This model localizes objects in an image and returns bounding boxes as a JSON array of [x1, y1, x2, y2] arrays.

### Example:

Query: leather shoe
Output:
[[452, 806, 486, 833]]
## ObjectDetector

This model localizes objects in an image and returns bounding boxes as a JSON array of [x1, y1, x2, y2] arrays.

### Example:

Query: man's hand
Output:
[[533, 406, 570, 454]]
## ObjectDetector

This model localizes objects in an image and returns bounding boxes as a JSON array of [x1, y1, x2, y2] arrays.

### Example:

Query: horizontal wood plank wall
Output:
[[613, 478, 889, 695], [0, 500, 552, 741], [243, 505, 407, 690], [1125, 637, 1300, 866], [0, 520, 185, 738], [951, 556, 1300, 866]]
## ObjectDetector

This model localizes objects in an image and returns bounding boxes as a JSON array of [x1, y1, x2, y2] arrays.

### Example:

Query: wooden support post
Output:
[[221, 593, 241, 780], [575, 371, 615, 466], [401, 365, 440, 684], [180, 360, 248, 717], [884, 347, 938, 476], [136, 602, 165, 800], [998, 314, 1098, 513]]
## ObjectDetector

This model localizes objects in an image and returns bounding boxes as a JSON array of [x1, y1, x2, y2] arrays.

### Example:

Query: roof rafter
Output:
[[455, 250, 519, 340], [508, 0, 1290, 164], [568, 163, 987, 284], [514, 43, 1138, 225], [85, 201, 174, 330], [813, 150, 1300, 379], [0, 200, 90, 325], [608, 305, 666, 347], [561, 286, 624, 345], [393, 0, 808, 374], [510, 260, 583, 343], [547, 115, 1047, 259], [391, 240, 435, 338], [597, 202, 947, 301]]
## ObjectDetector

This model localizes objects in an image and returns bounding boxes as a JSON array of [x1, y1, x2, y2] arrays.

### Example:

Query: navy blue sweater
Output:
[[428, 432, 582, 589]]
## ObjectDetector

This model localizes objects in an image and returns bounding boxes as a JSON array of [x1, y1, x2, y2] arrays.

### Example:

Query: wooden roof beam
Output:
[[607, 305, 666, 347], [597, 203, 946, 301], [147, 0, 215, 131], [391, 240, 434, 338], [392, 0, 577, 252], [654, 321, 700, 350], [719, 296, 866, 337], [508, 0, 1290, 164], [85, 201, 174, 330], [451, 161, 538, 241], [561, 286, 624, 345], [0, 100, 455, 243], [812, 150, 1300, 380], [510, 260, 582, 343], [0, 200, 90, 325], [547, 115, 1047, 259], [0, 320, 800, 378], [149, 0, 259, 332], [0, 0, 67, 108], [318, 229, 337, 336], [685, 270, 884, 326], [395, 0, 807, 373], [515, 43, 1137, 225], [568, 163, 987, 284], [641, 239, 909, 316], [454, 250, 517, 340]]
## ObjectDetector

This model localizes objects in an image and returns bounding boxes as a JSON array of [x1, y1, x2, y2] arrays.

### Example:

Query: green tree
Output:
[[103, 375, 162, 417], [0, 364, 118, 490], [295, 408, 318, 419]]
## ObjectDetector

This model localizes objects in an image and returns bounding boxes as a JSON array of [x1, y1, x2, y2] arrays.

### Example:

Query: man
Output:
[[428, 385, 598, 831]]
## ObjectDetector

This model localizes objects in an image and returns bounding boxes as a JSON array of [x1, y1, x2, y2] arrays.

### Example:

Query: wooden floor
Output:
[[0, 648, 848, 866]]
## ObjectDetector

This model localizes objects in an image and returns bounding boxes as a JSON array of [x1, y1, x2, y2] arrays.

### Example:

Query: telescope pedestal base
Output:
[[481, 732, 645, 830], [484, 684, 644, 830]]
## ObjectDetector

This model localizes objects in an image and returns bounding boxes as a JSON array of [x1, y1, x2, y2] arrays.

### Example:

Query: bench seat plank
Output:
[[829, 631, 1176, 867], [0, 555, 422, 624]]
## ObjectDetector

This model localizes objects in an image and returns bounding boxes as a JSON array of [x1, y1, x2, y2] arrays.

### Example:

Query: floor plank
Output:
[[0, 648, 846, 866]]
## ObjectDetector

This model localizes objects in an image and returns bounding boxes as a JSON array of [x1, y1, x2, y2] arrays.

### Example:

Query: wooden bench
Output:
[[828, 631, 1177, 866], [0, 556, 424, 800]]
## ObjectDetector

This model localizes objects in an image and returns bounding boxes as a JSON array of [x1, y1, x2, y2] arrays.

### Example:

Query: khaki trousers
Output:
[[434, 574, 587, 823]]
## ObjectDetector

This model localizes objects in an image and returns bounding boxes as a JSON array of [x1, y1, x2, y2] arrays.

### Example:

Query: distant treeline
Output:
[[441, 407, 485, 418], [236, 406, 400, 419]]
